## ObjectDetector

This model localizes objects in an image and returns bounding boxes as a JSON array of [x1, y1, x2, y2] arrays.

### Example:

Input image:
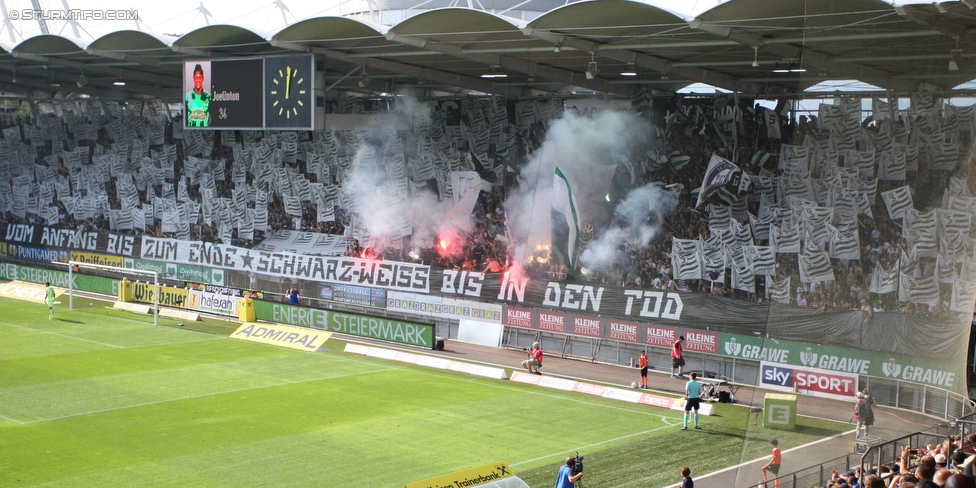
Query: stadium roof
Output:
[[2, 0, 976, 101]]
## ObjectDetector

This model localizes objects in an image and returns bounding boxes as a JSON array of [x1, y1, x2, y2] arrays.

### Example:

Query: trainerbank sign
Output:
[[252, 300, 433, 348], [719, 333, 963, 392]]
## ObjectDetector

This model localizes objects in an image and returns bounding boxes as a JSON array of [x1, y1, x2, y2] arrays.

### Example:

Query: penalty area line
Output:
[[0, 412, 25, 425], [0, 321, 125, 348], [512, 420, 680, 468]]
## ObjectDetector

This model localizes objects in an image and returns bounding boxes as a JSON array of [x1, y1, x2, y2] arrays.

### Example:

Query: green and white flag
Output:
[[749, 151, 771, 169], [552, 167, 582, 271], [671, 154, 691, 171]]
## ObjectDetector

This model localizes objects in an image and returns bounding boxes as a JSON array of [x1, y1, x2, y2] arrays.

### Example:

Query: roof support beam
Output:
[[522, 26, 770, 95], [9, 51, 85, 69], [304, 45, 500, 95], [895, 6, 968, 39], [86, 48, 161, 67], [689, 20, 917, 92], [171, 45, 211, 57], [384, 31, 630, 95]]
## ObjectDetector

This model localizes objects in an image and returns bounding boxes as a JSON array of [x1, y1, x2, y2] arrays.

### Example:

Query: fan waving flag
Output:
[[697, 153, 750, 208], [552, 166, 582, 273], [670, 154, 691, 171]]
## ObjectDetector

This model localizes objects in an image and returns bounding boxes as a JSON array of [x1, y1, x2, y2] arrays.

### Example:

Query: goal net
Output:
[[67, 260, 164, 326]]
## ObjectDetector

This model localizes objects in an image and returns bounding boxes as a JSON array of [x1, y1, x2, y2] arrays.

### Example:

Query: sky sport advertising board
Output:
[[759, 361, 859, 401]]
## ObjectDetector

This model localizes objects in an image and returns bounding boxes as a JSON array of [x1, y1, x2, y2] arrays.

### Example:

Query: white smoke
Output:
[[342, 92, 477, 254], [504, 109, 662, 271], [579, 182, 676, 270]]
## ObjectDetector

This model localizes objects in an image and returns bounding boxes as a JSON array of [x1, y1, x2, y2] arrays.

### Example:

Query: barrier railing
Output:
[[764, 452, 863, 488]]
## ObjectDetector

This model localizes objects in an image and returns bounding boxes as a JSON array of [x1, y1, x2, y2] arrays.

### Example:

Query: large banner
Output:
[[139, 236, 430, 293], [0, 222, 140, 257]]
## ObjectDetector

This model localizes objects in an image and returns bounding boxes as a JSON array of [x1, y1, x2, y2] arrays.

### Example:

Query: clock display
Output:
[[265, 55, 314, 129]]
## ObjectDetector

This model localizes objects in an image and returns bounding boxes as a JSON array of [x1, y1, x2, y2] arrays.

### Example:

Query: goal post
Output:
[[68, 260, 159, 326]]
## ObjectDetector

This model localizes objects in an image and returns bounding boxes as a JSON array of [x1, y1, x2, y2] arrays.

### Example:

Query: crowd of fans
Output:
[[812, 435, 976, 488], [1, 99, 974, 321]]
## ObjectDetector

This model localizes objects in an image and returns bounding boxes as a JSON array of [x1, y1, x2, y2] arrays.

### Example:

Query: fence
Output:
[[764, 452, 864, 488]]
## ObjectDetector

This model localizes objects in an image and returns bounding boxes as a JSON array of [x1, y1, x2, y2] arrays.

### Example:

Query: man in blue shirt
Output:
[[681, 372, 702, 430], [554, 456, 583, 488]]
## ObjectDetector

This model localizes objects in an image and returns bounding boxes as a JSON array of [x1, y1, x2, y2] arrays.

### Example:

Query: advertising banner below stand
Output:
[[251, 299, 433, 348], [131, 282, 188, 308], [387, 291, 503, 324], [7, 244, 69, 263], [322, 283, 386, 308], [71, 251, 124, 267], [253, 300, 329, 330], [719, 333, 963, 393], [0, 262, 118, 296], [188, 290, 240, 315], [759, 361, 859, 401]]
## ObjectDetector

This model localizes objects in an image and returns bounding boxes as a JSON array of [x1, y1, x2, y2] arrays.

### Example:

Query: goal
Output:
[[68, 260, 160, 326]]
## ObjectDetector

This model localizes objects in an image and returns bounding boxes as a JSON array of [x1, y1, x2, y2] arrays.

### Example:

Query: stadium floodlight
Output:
[[68, 260, 159, 326], [585, 52, 598, 80], [949, 49, 962, 71]]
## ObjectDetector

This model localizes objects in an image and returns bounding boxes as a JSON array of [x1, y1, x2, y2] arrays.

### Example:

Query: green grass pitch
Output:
[[0, 296, 848, 487]]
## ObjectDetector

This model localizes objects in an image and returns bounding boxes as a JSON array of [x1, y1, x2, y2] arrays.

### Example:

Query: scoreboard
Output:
[[183, 54, 315, 130]]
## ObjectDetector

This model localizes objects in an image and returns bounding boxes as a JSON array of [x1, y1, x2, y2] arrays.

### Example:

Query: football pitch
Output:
[[0, 296, 848, 487]]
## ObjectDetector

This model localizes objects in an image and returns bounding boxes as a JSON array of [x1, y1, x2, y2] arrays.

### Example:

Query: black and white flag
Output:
[[881, 186, 914, 220]]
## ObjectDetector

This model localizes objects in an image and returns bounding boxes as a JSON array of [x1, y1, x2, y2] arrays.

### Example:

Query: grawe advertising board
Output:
[[759, 361, 858, 401], [719, 333, 962, 392]]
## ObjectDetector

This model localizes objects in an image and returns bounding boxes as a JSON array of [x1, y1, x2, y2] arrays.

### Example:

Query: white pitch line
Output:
[[0, 321, 225, 350], [0, 412, 25, 424], [17, 367, 395, 424], [0, 321, 125, 348], [512, 420, 681, 467], [662, 429, 858, 488]]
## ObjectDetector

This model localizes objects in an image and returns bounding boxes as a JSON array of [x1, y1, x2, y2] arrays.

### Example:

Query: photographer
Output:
[[554, 456, 583, 488], [522, 342, 543, 374]]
